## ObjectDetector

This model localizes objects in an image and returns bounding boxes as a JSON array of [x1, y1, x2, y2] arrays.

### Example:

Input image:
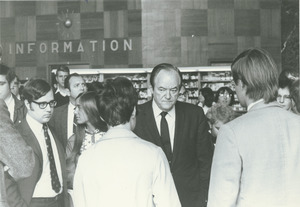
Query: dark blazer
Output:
[[48, 103, 69, 150], [5, 119, 67, 207], [134, 101, 214, 207], [12, 94, 27, 125]]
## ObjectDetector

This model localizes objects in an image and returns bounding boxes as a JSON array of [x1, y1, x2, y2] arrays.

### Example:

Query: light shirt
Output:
[[152, 100, 176, 150], [4, 94, 15, 121], [26, 114, 63, 197], [247, 99, 264, 111], [73, 127, 181, 207], [55, 87, 68, 97], [67, 102, 75, 139]]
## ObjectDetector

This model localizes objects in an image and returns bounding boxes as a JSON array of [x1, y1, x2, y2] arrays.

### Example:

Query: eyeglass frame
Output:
[[31, 100, 57, 109]]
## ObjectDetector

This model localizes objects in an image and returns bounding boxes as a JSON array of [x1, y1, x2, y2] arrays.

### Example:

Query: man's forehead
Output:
[[70, 76, 84, 84]]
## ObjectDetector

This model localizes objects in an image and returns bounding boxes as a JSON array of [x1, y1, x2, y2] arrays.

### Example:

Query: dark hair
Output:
[[76, 91, 107, 132], [22, 79, 51, 102], [278, 69, 299, 89], [209, 103, 236, 125], [56, 65, 70, 76], [150, 63, 182, 88], [96, 77, 138, 127], [0, 64, 16, 84], [215, 86, 235, 106], [290, 80, 300, 113], [86, 81, 104, 93], [199, 87, 215, 107], [64, 73, 81, 90], [231, 48, 278, 103]]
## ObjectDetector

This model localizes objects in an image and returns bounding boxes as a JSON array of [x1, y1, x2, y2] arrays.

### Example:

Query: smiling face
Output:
[[151, 70, 181, 112], [26, 90, 54, 124]]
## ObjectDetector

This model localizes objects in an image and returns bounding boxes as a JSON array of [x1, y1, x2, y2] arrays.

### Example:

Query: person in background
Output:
[[73, 77, 180, 207], [207, 48, 300, 207], [5, 79, 67, 207], [277, 69, 299, 111], [66, 91, 108, 206], [10, 75, 21, 100], [290, 79, 300, 115], [215, 86, 235, 107], [134, 63, 214, 207], [49, 73, 87, 150], [54, 65, 70, 108], [177, 85, 188, 102], [1, 99, 34, 207], [198, 87, 215, 116], [206, 103, 236, 143], [0, 64, 26, 124]]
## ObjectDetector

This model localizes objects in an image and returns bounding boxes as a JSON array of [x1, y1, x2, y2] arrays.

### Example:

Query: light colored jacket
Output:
[[208, 101, 300, 207]]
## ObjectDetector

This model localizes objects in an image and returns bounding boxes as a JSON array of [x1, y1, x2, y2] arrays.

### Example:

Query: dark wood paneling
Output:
[[128, 37, 142, 64], [15, 16, 36, 42], [58, 2, 80, 14], [181, 9, 208, 36], [15, 2, 36, 16], [36, 2, 57, 15], [208, 36, 237, 59], [260, 0, 281, 9], [0, 2, 14, 18], [128, 10, 141, 37], [208, 0, 234, 9], [0, 18, 15, 42], [81, 12, 104, 39], [36, 15, 58, 40], [208, 9, 234, 36], [104, 0, 127, 11], [234, 0, 260, 9], [234, 9, 260, 36]]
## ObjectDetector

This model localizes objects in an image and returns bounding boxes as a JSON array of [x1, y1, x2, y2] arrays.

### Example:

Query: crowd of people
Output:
[[0, 47, 300, 207]]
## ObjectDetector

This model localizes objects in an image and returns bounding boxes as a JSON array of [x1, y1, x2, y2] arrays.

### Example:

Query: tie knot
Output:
[[161, 111, 168, 117]]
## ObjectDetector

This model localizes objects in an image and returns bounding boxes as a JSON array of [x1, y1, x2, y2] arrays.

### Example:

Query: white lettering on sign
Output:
[[4, 39, 133, 55]]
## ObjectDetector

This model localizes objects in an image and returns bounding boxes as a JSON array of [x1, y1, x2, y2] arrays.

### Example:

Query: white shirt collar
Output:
[[55, 86, 68, 97], [247, 99, 264, 111], [152, 100, 175, 119], [26, 113, 43, 131]]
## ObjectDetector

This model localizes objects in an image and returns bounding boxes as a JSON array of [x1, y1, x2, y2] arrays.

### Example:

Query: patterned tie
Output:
[[42, 124, 61, 193], [160, 112, 172, 162]]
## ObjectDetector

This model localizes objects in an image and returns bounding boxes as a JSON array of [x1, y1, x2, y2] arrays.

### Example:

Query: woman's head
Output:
[[215, 86, 235, 106], [277, 69, 299, 111], [74, 91, 107, 132], [199, 87, 214, 107]]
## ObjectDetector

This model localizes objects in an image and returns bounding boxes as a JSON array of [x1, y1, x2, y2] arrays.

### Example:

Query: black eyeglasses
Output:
[[31, 100, 57, 109]]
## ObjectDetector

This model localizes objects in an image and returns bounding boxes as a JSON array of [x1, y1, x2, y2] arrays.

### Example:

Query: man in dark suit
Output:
[[5, 79, 67, 207], [49, 73, 86, 150], [0, 64, 27, 125], [134, 63, 214, 207], [0, 99, 34, 207], [54, 65, 70, 108]]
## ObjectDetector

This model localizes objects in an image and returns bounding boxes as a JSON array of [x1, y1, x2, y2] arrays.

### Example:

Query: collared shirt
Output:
[[55, 87, 68, 97], [4, 94, 15, 121], [26, 114, 63, 197], [247, 99, 264, 111], [73, 126, 181, 207], [67, 102, 75, 139], [152, 100, 176, 150]]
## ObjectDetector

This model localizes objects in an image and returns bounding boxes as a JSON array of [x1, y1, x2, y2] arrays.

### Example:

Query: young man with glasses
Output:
[[5, 79, 67, 207]]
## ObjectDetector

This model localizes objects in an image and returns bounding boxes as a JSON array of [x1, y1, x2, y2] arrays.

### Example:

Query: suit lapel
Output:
[[172, 103, 185, 163], [20, 120, 43, 166], [143, 102, 162, 146]]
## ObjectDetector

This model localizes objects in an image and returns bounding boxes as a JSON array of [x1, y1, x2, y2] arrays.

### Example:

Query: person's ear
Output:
[[66, 88, 71, 96], [24, 99, 32, 111]]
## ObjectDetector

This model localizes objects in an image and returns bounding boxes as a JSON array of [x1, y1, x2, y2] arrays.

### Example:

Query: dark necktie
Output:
[[160, 112, 172, 162], [43, 124, 61, 193], [73, 114, 77, 134]]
